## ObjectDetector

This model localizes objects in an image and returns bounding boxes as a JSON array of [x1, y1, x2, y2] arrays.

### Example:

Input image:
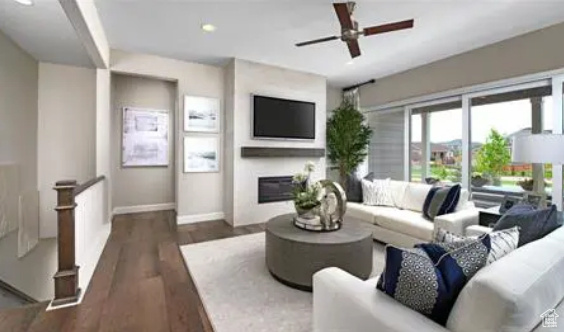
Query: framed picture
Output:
[[184, 136, 219, 173], [122, 107, 169, 167], [499, 195, 521, 213], [184, 96, 220, 133], [523, 191, 547, 209]]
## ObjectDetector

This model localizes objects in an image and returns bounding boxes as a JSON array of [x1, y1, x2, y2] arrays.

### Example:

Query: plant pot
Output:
[[295, 203, 320, 220], [471, 176, 489, 187]]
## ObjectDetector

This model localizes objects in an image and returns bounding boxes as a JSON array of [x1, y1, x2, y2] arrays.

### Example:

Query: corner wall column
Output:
[[52, 180, 81, 306], [531, 97, 545, 193]]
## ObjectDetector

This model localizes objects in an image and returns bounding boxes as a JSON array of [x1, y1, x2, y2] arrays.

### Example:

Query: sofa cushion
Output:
[[389, 180, 409, 208], [401, 183, 433, 212], [447, 226, 564, 332], [346, 202, 378, 224], [377, 240, 488, 326], [455, 189, 470, 211], [493, 204, 561, 247], [423, 185, 461, 220], [374, 209, 434, 241]]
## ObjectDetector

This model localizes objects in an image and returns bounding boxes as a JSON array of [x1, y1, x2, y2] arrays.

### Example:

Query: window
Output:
[[410, 101, 462, 184], [470, 86, 552, 194]]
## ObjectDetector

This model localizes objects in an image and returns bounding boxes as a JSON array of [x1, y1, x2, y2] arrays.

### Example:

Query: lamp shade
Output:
[[512, 134, 564, 164]]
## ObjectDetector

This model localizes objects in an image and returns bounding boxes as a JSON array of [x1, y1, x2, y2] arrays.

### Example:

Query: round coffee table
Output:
[[265, 213, 373, 291]]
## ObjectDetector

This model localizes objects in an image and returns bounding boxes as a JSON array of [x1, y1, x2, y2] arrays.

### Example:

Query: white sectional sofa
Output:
[[313, 225, 564, 332], [346, 180, 479, 247]]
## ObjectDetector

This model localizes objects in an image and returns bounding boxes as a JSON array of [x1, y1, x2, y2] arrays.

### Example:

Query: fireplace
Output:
[[258, 176, 294, 204]]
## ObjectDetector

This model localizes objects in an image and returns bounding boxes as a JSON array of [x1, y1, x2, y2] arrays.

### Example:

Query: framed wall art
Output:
[[183, 136, 219, 173], [184, 96, 220, 133], [122, 107, 169, 167]]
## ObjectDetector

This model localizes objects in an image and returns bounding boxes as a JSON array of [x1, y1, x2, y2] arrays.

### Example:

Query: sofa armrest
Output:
[[434, 208, 479, 236], [313, 267, 449, 332]]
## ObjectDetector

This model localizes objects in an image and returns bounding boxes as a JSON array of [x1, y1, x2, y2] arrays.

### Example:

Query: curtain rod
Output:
[[342, 79, 375, 92]]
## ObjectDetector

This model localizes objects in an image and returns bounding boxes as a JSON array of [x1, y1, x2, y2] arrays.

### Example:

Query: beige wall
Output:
[[360, 22, 564, 107], [38, 62, 97, 237], [0, 30, 58, 301], [111, 74, 176, 208], [110, 49, 224, 220]]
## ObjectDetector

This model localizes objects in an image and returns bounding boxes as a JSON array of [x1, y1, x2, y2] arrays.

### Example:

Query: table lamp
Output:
[[512, 134, 564, 210]]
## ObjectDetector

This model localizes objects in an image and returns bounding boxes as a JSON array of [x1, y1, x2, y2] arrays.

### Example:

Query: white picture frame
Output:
[[184, 95, 220, 133], [184, 136, 220, 173], [122, 107, 169, 167]]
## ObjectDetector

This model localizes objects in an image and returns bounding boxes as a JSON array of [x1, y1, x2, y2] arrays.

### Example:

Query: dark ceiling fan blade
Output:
[[347, 40, 361, 58], [363, 19, 414, 36], [333, 2, 354, 30], [295, 36, 339, 47]]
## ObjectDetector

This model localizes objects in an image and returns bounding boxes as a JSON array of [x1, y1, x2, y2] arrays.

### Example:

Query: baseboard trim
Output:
[[113, 203, 175, 215], [177, 212, 225, 225]]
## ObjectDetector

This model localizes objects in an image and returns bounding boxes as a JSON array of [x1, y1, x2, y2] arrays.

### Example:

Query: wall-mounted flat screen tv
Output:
[[252, 95, 316, 140]]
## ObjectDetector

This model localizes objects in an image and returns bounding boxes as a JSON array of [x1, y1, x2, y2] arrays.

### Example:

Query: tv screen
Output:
[[253, 95, 315, 139]]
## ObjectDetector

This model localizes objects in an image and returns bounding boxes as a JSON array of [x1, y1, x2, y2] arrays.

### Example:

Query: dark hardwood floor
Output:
[[0, 210, 266, 332]]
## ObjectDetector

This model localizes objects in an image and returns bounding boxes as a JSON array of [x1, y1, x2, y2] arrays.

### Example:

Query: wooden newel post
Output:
[[52, 180, 81, 306]]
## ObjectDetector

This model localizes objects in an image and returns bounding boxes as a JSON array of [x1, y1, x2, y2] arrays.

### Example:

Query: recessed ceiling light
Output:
[[201, 24, 216, 32], [346, 60, 354, 65], [14, 0, 33, 6]]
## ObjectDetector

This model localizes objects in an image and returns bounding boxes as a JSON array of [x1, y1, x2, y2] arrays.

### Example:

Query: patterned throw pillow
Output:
[[431, 227, 520, 265], [361, 178, 394, 207], [422, 185, 461, 220], [376, 240, 488, 325]]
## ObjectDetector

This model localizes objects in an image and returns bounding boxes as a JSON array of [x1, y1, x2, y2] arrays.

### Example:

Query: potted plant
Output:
[[292, 162, 322, 219], [471, 172, 489, 187], [327, 102, 373, 188]]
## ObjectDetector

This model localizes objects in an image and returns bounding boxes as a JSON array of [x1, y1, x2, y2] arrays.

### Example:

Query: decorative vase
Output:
[[293, 180, 346, 232]]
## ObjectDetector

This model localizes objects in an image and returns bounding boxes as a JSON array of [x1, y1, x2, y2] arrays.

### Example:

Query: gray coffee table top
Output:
[[266, 213, 372, 245]]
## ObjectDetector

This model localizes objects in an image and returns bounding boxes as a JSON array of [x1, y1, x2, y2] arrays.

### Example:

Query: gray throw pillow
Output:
[[345, 172, 373, 203], [493, 204, 561, 247]]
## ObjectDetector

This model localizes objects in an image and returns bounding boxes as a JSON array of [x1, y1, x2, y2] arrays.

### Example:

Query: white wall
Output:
[[0, 30, 58, 301], [327, 85, 342, 112], [111, 74, 176, 210], [360, 21, 564, 107], [96, 69, 112, 221], [38, 62, 97, 237], [110, 50, 224, 221], [225, 59, 327, 226]]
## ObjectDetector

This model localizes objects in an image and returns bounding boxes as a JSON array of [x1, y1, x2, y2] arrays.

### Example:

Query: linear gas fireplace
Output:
[[258, 176, 294, 204]]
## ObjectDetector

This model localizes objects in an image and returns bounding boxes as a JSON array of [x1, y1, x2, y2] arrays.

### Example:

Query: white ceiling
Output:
[[2, 1, 564, 87], [0, 0, 93, 67], [95, 0, 564, 87]]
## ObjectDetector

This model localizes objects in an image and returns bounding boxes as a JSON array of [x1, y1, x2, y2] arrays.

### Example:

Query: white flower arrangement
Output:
[[292, 162, 321, 210]]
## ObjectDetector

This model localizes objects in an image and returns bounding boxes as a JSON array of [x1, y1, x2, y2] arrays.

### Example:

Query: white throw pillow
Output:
[[361, 178, 394, 207]]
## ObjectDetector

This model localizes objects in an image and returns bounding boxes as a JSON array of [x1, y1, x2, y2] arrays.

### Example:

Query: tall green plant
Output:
[[327, 102, 373, 187], [475, 129, 511, 185]]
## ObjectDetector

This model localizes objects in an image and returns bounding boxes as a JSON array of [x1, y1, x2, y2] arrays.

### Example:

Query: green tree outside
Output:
[[475, 129, 511, 186]]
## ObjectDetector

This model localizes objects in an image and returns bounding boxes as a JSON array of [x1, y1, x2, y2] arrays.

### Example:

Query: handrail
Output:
[[52, 175, 107, 307], [74, 175, 105, 196]]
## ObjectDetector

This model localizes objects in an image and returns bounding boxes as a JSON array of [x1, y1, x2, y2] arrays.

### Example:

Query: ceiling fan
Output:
[[296, 2, 414, 59]]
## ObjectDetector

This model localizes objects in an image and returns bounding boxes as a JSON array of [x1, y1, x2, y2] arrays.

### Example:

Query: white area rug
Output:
[[180, 232, 386, 332]]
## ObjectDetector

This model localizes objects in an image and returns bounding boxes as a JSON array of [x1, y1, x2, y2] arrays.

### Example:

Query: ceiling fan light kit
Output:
[[296, 1, 414, 59]]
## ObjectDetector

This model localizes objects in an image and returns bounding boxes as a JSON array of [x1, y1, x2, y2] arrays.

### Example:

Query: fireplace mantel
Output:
[[241, 147, 325, 158]]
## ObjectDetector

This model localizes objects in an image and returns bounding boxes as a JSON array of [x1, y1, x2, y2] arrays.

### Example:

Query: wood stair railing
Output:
[[52, 176, 105, 307]]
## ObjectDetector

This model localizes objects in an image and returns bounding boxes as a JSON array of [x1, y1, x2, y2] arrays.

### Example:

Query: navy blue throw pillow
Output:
[[422, 184, 461, 220], [376, 239, 488, 326], [493, 204, 561, 247]]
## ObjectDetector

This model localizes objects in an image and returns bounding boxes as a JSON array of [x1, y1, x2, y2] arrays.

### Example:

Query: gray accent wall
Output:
[[111, 74, 176, 209], [360, 21, 564, 107], [366, 110, 405, 180]]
